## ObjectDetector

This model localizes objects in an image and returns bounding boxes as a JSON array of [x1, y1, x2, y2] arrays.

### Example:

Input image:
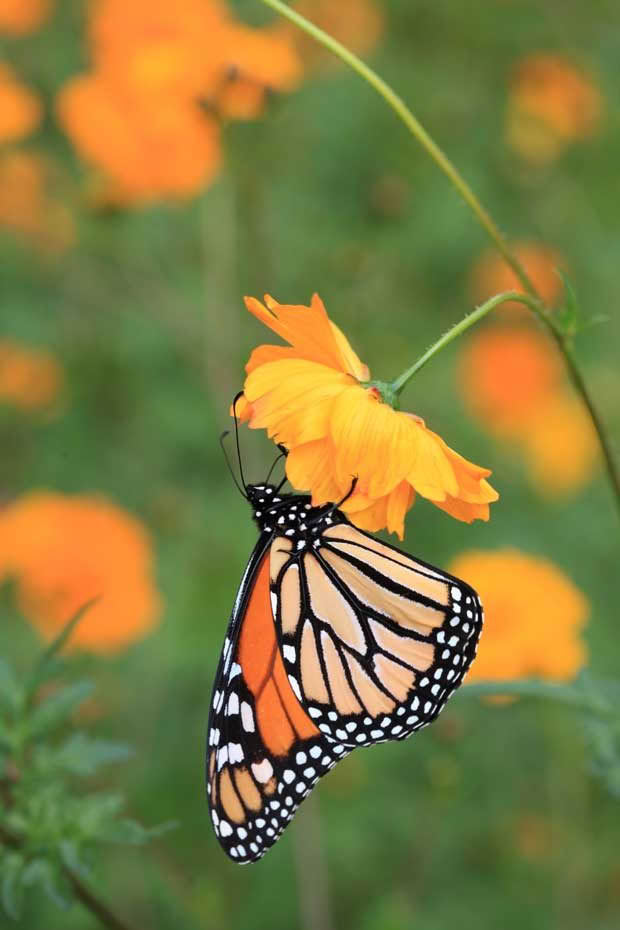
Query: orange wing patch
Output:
[[238, 553, 319, 755]]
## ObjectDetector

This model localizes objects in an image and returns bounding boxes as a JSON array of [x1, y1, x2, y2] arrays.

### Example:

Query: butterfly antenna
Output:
[[219, 431, 248, 499], [231, 392, 248, 491], [265, 449, 286, 485]]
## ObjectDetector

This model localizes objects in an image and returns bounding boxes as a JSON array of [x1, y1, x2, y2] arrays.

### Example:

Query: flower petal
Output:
[[244, 294, 361, 375], [329, 386, 413, 498], [433, 497, 490, 523], [245, 359, 352, 445], [286, 439, 343, 504]]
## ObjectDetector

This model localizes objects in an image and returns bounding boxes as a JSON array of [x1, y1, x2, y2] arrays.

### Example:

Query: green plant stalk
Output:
[[391, 291, 523, 392], [256, 0, 620, 517]]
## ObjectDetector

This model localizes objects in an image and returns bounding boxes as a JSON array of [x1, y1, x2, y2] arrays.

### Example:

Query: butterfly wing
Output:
[[271, 520, 483, 747], [207, 535, 346, 864]]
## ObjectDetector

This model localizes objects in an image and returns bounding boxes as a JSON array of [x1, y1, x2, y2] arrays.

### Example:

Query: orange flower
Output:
[[458, 322, 598, 497], [0, 151, 75, 253], [287, 0, 383, 69], [0, 339, 63, 410], [523, 392, 599, 496], [506, 54, 602, 163], [90, 0, 228, 100], [0, 63, 42, 143], [0, 492, 162, 652], [238, 294, 498, 538], [469, 241, 564, 312], [450, 549, 588, 683], [212, 23, 302, 119], [0, 0, 51, 35], [458, 324, 561, 437], [57, 75, 221, 204], [89, 0, 301, 120]]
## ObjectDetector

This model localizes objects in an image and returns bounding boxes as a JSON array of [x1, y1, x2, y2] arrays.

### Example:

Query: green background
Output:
[[1, 0, 620, 927]]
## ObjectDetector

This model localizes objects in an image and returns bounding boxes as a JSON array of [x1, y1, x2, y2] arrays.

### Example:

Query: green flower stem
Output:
[[393, 290, 620, 512], [391, 291, 523, 394], [257, 0, 620, 519], [459, 679, 615, 719], [256, 0, 537, 296]]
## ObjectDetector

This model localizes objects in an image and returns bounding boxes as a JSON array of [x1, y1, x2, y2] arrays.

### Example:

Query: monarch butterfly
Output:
[[207, 422, 483, 864]]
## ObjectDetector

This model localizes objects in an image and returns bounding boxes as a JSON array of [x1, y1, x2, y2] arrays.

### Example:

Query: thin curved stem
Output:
[[391, 291, 523, 394], [257, 0, 537, 297]]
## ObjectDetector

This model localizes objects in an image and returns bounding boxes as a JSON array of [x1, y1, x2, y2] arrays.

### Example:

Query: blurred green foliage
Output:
[[1, 0, 620, 928], [0, 612, 173, 922]]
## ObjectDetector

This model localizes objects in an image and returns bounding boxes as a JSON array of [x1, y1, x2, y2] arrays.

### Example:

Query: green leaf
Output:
[[59, 840, 91, 880], [27, 681, 94, 740], [556, 269, 580, 328], [22, 859, 73, 910], [0, 661, 22, 716], [96, 818, 178, 846], [26, 599, 99, 697], [1, 852, 25, 920], [41, 733, 133, 776], [74, 793, 125, 838]]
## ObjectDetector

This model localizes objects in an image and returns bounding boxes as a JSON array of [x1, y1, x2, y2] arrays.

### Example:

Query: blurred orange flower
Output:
[[458, 321, 599, 496], [90, 0, 225, 98], [238, 294, 498, 538], [450, 548, 588, 683], [0, 339, 63, 410], [287, 0, 383, 69], [212, 23, 302, 119], [0, 492, 162, 652], [0, 63, 42, 143], [506, 54, 602, 163], [523, 392, 599, 496], [0, 0, 51, 35], [57, 75, 221, 204], [57, 0, 301, 202], [459, 324, 561, 437], [0, 150, 75, 253], [89, 0, 300, 116], [470, 241, 564, 312]]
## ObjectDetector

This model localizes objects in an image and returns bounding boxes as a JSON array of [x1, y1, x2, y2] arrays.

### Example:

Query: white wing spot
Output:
[[252, 759, 274, 783], [227, 693, 239, 715], [241, 701, 255, 733]]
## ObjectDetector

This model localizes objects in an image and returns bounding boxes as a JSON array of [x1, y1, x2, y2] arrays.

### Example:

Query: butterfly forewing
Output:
[[207, 538, 345, 863], [272, 520, 483, 747]]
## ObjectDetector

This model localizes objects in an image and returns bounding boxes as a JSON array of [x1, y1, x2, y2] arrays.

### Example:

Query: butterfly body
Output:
[[207, 485, 483, 863]]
